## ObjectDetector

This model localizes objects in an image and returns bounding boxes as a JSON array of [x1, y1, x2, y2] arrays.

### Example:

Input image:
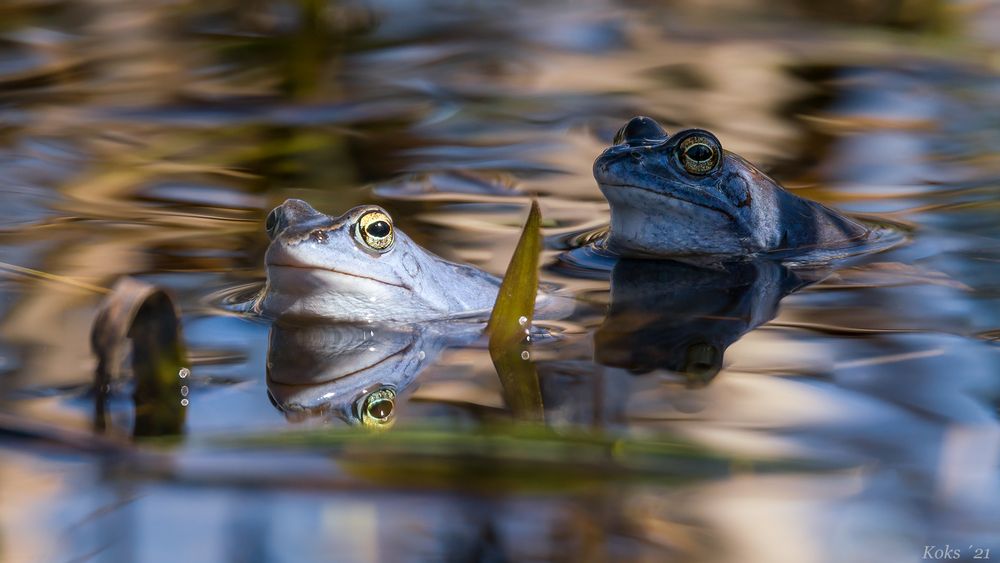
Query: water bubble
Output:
[[521, 350, 530, 360], [518, 316, 528, 326], [418, 351, 426, 360], [178, 367, 190, 379], [180, 385, 189, 397], [180, 398, 189, 407]]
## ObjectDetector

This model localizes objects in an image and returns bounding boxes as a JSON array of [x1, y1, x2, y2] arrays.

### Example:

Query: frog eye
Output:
[[682, 341, 721, 386], [265, 208, 282, 239], [677, 132, 721, 175], [356, 387, 396, 430], [355, 209, 394, 252]]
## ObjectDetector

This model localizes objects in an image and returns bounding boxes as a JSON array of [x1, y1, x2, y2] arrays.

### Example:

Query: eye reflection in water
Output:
[[356, 386, 397, 429], [594, 257, 815, 385], [265, 321, 480, 426]]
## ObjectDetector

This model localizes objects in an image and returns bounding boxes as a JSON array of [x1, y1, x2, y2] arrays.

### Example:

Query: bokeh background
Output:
[[0, 0, 998, 561]]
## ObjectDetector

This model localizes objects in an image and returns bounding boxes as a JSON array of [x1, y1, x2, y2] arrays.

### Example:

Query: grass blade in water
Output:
[[487, 200, 543, 421]]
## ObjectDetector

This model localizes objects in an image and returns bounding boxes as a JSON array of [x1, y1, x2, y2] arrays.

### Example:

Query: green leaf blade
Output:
[[487, 200, 544, 421]]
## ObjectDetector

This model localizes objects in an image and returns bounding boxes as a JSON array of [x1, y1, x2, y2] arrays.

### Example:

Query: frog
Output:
[[593, 116, 873, 258], [258, 199, 503, 323]]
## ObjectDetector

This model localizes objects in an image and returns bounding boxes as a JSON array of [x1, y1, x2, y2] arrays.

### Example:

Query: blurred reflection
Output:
[[265, 321, 480, 426], [0, 0, 996, 560], [594, 258, 811, 385]]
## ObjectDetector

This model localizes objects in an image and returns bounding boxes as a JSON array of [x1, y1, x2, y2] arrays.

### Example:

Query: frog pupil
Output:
[[367, 398, 393, 419], [367, 221, 391, 238], [686, 143, 713, 162]]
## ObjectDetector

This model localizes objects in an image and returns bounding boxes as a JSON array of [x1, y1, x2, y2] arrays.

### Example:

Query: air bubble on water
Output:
[[180, 385, 189, 397], [418, 351, 426, 360], [369, 347, 376, 352], [518, 316, 528, 326], [179, 367, 190, 379], [180, 399, 189, 407], [520, 350, 530, 360]]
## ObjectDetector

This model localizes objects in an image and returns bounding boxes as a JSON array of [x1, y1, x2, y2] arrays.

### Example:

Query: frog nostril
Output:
[[310, 230, 328, 243]]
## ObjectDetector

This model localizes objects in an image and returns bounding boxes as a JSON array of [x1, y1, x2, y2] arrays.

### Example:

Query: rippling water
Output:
[[0, 0, 998, 561]]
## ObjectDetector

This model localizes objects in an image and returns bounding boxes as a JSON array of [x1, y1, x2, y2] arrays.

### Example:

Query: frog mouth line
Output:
[[267, 263, 412, 290], [268, 341, 414, 387], [599, 182, 735, 219]]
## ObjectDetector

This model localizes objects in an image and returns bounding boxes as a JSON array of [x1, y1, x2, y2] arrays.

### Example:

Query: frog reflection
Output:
[[594, 258, 811, 385], [266, 322, 478, 427]]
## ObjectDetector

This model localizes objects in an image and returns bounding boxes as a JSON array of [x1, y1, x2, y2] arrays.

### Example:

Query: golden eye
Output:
[[358, 387, 396, 430], [355, 210, 394, 251], [678, 134, 720, 175]]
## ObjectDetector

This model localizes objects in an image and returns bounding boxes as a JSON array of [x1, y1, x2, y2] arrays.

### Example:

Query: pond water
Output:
[[0, 0, 998, 561]]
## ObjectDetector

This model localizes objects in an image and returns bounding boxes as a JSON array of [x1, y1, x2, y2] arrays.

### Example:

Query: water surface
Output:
[[0, 0, 998, 561]]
